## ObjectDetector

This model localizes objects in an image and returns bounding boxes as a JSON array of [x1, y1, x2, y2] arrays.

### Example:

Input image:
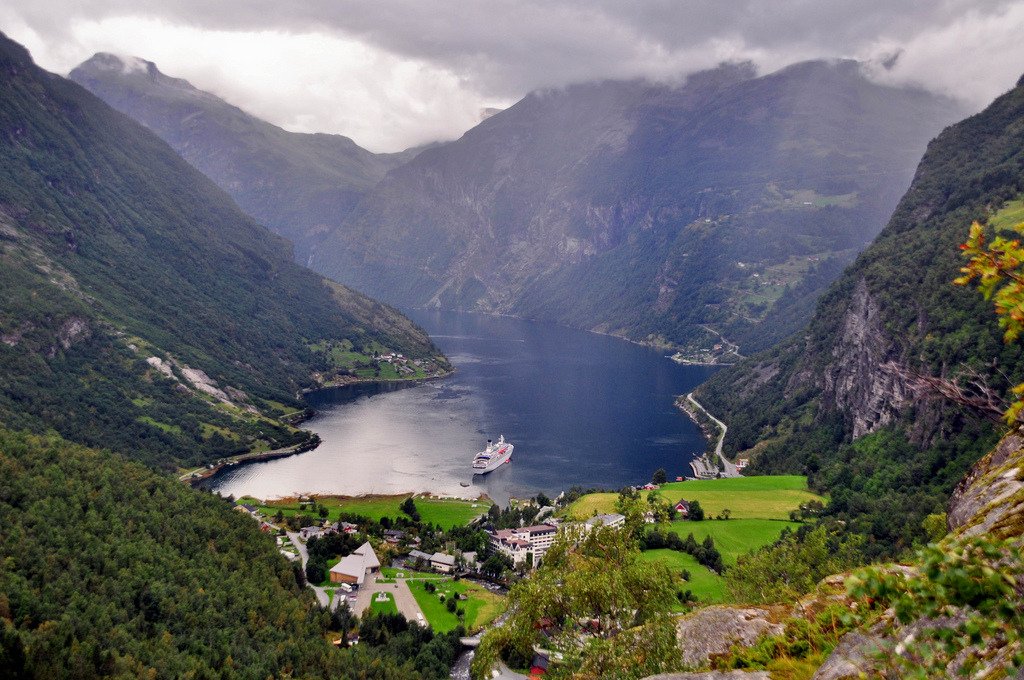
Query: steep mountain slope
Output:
[[69, 53, 417, 260], [696, 73, 1024, 553], [310, 61, 963, 353], [0, 33, 445, 471]]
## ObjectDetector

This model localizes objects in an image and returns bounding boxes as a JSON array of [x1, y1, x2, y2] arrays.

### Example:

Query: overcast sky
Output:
[[3, 1, 1023, 152]]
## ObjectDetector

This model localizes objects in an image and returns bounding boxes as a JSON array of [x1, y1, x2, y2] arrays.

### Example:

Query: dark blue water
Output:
[[210, 310, 717, 502]]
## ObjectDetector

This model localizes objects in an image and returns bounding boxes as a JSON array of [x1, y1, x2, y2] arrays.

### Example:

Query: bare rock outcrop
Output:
[[947, 431, 1024, 541], [674, 607, 783, 668], [645, 672, 771, 680], [811, 631, 887, 680], [821, 279, 910, 438], [810, 429, 1024, 678], [145, 355, 256, 412]]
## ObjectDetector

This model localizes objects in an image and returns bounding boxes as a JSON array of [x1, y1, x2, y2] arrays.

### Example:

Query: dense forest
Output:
[[697, 73, 1024, 557], [0, 32, 444, 471], [0, 428, 466, 678]]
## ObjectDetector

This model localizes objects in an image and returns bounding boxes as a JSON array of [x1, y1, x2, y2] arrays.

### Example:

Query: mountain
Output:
[[69, 53, 418, 261], [307, 60, 964, 354], [695, 73, 1024, 553], [0, 33, 445, 472]]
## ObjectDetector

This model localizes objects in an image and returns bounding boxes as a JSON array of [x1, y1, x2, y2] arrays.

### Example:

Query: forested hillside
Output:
[[697, 73, 1024, 556], [0, 428, 454, 679], [70, 53, 419, 260], [309, 60, 961, 354], [0, 33, 444, 471]]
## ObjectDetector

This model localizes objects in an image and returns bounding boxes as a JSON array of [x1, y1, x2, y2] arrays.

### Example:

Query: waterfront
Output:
[[210, 310, 718, 503]]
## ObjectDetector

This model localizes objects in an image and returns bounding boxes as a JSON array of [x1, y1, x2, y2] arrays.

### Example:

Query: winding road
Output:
[[286, 530, 332, 609], [686, 393, 740, 478]]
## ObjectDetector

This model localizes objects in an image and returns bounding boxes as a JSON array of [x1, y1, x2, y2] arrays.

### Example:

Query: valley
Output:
[[74, 57, 965, 360], [0, 8, 1023, 679]]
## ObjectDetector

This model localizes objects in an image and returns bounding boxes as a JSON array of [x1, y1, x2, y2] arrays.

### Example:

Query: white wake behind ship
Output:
[[471, 435, 513, 474]]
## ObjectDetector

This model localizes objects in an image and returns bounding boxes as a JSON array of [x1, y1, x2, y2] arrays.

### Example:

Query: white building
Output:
[[491, 523, 559, 568], [430, 552, 456, 573], [584, 513, 625, 530]]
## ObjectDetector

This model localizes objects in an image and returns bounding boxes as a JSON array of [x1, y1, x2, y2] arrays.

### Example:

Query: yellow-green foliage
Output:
[[725, 525, 863, 603], [713, 604, 857, 679], [847, 536, 1023, 677], [956, 213, 1024, 421]]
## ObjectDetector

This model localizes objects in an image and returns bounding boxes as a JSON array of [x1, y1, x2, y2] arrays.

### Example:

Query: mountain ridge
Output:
[[307, 59, 965, 353], [0, 33, 445, 471], [69, 52, 420, 260], [694, 71, 1024, 552]]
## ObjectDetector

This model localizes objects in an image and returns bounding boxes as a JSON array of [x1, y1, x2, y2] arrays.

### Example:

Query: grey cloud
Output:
[[3, 0, 1023, 149]]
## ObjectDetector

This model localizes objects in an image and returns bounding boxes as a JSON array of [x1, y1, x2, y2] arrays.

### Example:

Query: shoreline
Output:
[[410, 305, 744, 366], [180, 434, 322, 485], [239, 490, 492, 505], [186, 371, 456, 488], [305, 366, 455, 393], [676, 392, 741, 479]]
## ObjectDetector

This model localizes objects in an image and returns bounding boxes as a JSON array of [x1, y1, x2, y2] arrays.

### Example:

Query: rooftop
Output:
[[430, 552, 456, 566], [329, 541, 380, 584], [585, 513, 625, 527]]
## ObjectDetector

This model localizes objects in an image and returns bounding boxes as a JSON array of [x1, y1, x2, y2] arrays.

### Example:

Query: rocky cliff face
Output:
[[819, 279, 910, 438], [947, 430, 1024, 541], [808, 431, 1024, 679], [696, 73, 1024, 466]]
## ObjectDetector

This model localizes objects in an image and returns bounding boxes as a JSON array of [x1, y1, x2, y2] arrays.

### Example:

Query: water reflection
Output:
[[210, 310, 717, 503]]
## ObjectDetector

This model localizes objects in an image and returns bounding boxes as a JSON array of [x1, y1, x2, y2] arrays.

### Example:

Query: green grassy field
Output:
[[369, 591, 399, 615], [308, 338, 432, 380], [563, 475, 822, 521], [239, 494, 490, 529], [990, 198, 1024, 231], [640, 549, 725, 603], [407, 579, 504, 633], [665, 518, 801, 564], [560, 476, 814, 606]]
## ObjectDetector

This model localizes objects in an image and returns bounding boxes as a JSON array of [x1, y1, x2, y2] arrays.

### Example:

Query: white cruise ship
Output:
[[471, 435, 513, 474]]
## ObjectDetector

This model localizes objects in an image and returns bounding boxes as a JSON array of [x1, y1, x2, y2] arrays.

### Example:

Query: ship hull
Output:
[[472, 443, 513, 475]]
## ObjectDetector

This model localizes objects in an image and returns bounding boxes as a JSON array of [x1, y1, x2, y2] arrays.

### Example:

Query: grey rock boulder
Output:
[[675, 606, 783, 668]]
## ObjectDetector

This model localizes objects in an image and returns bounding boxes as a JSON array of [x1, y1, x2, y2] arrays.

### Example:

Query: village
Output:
[[232, 496, 640, 635], [230, 474, 800, 637]]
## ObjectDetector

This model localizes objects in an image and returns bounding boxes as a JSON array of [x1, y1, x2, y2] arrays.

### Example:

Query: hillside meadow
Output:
[[567, 476, 821, 604], [562, 475, 823, 521], [239, 493, 489, 529]]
